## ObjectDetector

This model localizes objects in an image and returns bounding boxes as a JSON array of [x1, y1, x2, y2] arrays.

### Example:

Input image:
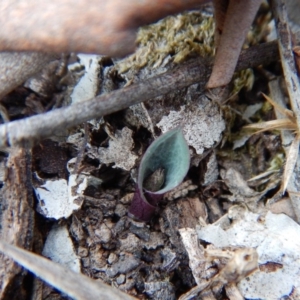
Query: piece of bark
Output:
[[177, 198, 208, 228], [0, 52, 55, 100], [0, 147, 34, 299], [0, 0, 204, 57], [0, 41, 279, 149], [179, 228, 210, 286]]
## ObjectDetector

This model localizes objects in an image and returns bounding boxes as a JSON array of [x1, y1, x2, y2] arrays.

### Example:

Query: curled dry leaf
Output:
[[0, 52, 55, 99], [244, 93, 299, 194]]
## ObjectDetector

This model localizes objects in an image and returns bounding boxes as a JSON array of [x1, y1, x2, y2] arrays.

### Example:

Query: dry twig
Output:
[[0, 240, 136, 300], [207, 0, 262, 88]]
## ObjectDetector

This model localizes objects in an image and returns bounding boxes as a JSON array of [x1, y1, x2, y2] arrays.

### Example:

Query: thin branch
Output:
[[207, 0, 262, 88], [212, 0, 229, 46], [0, 240, 136, 300], [0, 41, 279, 149]]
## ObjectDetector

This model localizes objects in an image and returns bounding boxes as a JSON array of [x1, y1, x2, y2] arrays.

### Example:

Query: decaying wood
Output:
[[0, 41, 279, 149], [0, 240, 137, 300], [0, 52, 55, 100], [0, 0, 203, 57], [0, 147, 34, 299]]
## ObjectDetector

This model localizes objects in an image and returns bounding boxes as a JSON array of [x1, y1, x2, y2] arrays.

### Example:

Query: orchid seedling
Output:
[[128, 128, 190, 222]]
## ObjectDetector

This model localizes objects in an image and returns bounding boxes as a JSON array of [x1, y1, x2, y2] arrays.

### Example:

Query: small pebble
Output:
[[115, 204, 127, 217], [77, 246, 88, 257], [108, 253, 118, 264], [120, 193, 134, 204], [116, 274, 126, 285], [81, 257, 90, 268], [95, 224, 111, 243]]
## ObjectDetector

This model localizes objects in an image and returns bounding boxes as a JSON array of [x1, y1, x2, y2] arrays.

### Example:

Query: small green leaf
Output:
[[138, 128, 190, 194], [129, 128, 190, 221]]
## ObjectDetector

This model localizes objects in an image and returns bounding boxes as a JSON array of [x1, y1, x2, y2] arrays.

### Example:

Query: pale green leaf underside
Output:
[[138, 128, 190, 194]]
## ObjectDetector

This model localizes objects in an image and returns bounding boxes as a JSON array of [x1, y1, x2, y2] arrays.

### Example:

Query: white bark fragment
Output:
[[179, 228, 207, 285], [98, 127, 138, 170], [34, 175, 87, 219], [157, 101, 225, 155], [197, 211, 300, 299], [42, 225, 80, 273], [70, 54, 102, 103]]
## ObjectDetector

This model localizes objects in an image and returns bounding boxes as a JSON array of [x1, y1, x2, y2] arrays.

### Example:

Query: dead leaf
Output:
[[98, 127, 138, 170]]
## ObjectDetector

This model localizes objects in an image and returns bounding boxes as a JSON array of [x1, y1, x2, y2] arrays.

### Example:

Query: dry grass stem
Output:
[[267, 79, 300, 220], [244, 93, 297, 134], [245, 93, 300, 194]]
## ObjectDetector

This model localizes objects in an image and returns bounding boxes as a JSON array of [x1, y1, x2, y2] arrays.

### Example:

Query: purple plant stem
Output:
[[128, 185, 163, 222]]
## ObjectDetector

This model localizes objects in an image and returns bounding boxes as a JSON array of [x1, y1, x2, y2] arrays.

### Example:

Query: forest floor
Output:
[[1, 2, 300, 300]]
